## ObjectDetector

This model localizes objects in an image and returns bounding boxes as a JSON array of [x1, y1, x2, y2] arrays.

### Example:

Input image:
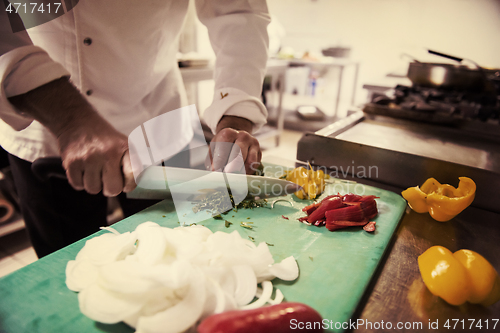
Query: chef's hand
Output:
[[8, 77, 136, 196], [57, 117, 136, 196], [208, 115, 262, 175]]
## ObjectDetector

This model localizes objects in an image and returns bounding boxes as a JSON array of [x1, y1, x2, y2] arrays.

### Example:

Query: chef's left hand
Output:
[[208, 116, 261, 175]]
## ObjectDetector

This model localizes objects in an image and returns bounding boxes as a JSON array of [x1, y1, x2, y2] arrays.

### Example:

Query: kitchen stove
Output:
[[363, 77, 500, 133]]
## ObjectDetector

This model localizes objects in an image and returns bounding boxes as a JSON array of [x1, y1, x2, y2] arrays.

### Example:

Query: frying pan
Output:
[[406, 49, 496, 91]]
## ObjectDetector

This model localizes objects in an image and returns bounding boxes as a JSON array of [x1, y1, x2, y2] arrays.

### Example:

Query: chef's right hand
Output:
[[8, 77, 136, 196], [57, 118, 136, 196]]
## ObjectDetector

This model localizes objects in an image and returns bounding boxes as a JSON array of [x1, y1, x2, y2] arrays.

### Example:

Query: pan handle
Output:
[[428, 49, 463, 63]]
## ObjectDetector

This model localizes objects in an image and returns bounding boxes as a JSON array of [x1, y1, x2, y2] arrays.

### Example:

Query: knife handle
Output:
[[31, 157, 67, 181]]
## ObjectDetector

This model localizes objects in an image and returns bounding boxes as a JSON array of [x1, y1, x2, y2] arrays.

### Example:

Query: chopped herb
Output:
[[162, 215, 166, 217], [266, 242, 274, 246], [247, 217, 250, 219], [190, 223, 197, 226], [213, 214, 223, 220], [232, 215, 235, 217], [309, 256, 314, 261], [240, 222, 254, 230], [248, 236, 255, 242], [225, 220, 232, 228], [192, 189, 267, 218]]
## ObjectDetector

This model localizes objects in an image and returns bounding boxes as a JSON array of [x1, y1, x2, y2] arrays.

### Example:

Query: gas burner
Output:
[[365, 84, 500, 126]]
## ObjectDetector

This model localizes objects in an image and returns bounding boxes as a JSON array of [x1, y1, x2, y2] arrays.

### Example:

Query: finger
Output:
[[102, 156, 124, 197], [83, 164, 103, 195], [223, 144, 245, 174], [204, 144, 214, 171], [244, 143, 261, 175], [210, 129, 238, 171], [121, 150, 137, 193], [65, 160, 85, 191], [211, 141, 233, 172]]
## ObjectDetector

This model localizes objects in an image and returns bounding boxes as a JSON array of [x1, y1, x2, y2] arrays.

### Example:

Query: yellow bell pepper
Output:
[[283, 167, 327, 200], [401, 177, 476, 221], [418, 246, 500, 307]]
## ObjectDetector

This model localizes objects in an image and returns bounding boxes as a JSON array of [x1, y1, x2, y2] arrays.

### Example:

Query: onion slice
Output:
[[268, 256, 299, 281], [135, 267, 206, 333], [240, 280, 274, 310]]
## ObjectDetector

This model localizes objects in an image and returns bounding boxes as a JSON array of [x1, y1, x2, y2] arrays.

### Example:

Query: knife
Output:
[[31, 158, 302, 199], [127, 165, 302, 200]]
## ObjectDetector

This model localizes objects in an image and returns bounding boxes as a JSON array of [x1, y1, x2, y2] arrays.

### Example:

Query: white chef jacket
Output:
[[0, 0, 270, 162]]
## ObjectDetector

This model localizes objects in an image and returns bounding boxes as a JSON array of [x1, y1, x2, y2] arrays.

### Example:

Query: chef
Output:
[[0, 0, 270, 257]]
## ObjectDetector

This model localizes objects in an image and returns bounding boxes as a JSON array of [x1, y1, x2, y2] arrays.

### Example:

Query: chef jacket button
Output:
[[86, 89, 93, 96], [83, 37, 92, 46]]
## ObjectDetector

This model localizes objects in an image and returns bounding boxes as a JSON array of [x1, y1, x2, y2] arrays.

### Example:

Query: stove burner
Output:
[[366, 84, 500, 125]]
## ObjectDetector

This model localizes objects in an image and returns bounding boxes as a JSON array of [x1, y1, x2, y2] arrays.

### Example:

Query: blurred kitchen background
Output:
[[1, 0, 499, 276]]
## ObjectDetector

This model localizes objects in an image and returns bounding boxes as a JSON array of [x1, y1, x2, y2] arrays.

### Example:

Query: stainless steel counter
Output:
[[296, 113, 500, 332]]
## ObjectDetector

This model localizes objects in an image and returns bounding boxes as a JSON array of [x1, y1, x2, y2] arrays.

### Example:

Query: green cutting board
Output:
[[0, 180, 406, 333]]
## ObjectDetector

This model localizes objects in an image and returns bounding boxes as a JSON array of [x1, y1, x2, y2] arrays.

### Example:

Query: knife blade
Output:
[[127, 166, 302, 200]]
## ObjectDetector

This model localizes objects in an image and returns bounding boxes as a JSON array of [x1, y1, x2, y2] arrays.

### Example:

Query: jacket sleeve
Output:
[[0, 10, 70, 131], [195, 0, 270, 134]]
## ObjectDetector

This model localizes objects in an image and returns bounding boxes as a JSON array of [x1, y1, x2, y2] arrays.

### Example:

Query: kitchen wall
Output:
[[267, 0, 500, 89]]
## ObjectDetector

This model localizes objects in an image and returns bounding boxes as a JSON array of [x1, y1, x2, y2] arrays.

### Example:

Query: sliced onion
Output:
[[240, 280, 273, 310], [98, 260, 161, 294], [65, 260, 99, 292], [268, 256, 299, 281], [135, 268, 206, 333], [78, 283, 144, 324], [76, 232, 136, 265], [268, 288, 285, 305], [67, 222, 298, 330], [232, 265, 257, 306], [133, 222, 166, 265]]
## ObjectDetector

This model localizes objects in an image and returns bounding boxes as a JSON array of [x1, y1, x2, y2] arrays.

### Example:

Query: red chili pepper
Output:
[[325, 205, 365, 223], [282, 215, 289, 220], [197, 302, 324, 333], [326, 220, 369, 231], [307, 196, 344, 223]]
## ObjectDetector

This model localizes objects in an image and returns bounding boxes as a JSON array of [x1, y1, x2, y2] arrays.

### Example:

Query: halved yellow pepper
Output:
[[418, 246, 500, 307], [453, 249, 500, 306], [401, 177, 476, 221], [418, 246, 470, 306], [283, 167, 327, 200]]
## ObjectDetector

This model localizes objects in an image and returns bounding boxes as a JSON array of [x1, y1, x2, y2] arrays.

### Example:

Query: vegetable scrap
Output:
[[401, 177, 476, 222], [363, 221, 376, 233], [65, 222, 299, 333], [240, 222, 254, 230], [418, 246, 500, 307], [224, 220, 232, 228], [298, 193, 378, 232], [281, 215, 289, 220], [281, 166, 329, 200]]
